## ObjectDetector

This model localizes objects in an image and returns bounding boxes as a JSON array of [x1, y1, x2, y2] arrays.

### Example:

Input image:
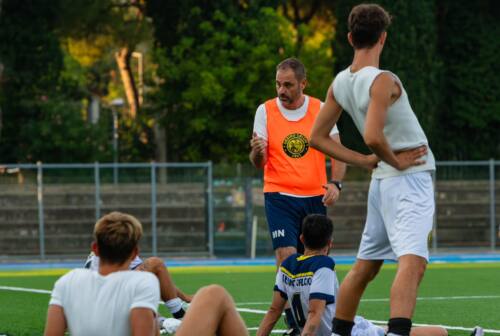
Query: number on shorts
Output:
[[291, 293, 306, 328]]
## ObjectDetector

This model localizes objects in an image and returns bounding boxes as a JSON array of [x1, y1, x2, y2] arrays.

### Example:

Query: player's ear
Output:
[[299, 234, 305, 245], [91, 241, 99, 256], [347, 32, 354, 47], [301, 78, 307, 91], [131, 246, 139, 259], [379, 31, 387, 46]]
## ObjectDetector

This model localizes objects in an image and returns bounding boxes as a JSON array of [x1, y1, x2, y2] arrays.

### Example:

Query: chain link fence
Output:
[[0, 160, 498, 260]]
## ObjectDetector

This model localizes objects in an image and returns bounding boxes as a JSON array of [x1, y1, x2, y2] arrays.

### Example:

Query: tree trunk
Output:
[[154, 121, 167, 183], [114, 47, 139, 119]]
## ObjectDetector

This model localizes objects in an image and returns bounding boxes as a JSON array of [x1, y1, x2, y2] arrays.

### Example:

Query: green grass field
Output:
[[1, 263, 500, 335]]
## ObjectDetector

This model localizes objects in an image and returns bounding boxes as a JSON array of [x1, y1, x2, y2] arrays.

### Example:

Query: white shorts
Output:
[[351, 316, 385, 336], [357, 171, 434, 261], [84, 252, 144, 271]]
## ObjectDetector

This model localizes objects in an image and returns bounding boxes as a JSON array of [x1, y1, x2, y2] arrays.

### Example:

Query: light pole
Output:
[[110, 98, 124, 184]]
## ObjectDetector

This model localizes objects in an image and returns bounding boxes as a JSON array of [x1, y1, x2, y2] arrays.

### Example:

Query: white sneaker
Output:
[[160, 317, 182, 335], [471, 326, 484, 336]]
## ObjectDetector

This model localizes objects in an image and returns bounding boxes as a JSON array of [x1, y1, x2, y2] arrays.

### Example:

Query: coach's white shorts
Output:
[[350, 316, 385, 336], [357, 171, 435, 261], [85, 252, 144, 270]]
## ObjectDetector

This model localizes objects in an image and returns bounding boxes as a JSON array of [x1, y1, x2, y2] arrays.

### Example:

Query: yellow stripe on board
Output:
[[0, 269, 71, 277], [0, 262, 499, 277]]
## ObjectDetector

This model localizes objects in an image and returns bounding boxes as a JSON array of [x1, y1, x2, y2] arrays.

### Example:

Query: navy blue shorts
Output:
[[264, 192, 327, 253]]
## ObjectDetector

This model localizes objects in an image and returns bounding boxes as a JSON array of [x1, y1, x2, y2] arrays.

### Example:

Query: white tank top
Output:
[[333, 66, 435, 178]]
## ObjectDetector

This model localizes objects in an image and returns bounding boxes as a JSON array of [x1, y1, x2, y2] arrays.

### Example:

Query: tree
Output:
[[146, 2, 294, 161], [436, 0, 500, 159], [0, 0, 65, 162]]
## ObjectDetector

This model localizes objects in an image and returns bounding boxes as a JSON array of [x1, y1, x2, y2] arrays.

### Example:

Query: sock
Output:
[[284, 308, 298, 329], [331, 317, 355, 336], [164, 298, 185, 319], [387, 317, 412, 336]]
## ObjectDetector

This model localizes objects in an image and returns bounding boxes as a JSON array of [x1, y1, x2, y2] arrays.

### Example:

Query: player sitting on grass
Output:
[[45, 212, 249, 336], [256, 214, 448, 336], [85, 247, 192, 322], [45, 212, 161, 336]]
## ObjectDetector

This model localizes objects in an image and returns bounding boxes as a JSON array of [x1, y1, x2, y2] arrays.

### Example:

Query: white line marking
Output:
[[2, 286, 500, 333], [237, 294, 500, 306], [247, 327, 286, 333], [0, 285, 51, 294]]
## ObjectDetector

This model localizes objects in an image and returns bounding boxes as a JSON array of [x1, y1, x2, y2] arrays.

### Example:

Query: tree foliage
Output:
[[146, 2, 294, 162], [0, 0, 498, 163]]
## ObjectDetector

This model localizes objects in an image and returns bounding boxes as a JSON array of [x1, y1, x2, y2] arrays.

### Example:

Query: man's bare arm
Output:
[[310, 86, 378, 170], [330, 134, 347, 181], [256, 292, 287, 336], [301, 299, 326, 336], [130, 308, 158, 336], [44, 305, 67, 336], [364, 73, 427, 170], [249, 132, 267, 169]]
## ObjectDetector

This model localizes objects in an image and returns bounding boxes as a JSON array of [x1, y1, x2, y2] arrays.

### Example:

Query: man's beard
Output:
[[279, 94, 292, 103]]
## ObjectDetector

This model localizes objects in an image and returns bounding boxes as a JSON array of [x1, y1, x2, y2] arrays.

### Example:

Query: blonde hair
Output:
[[93, 212, 143, 264]]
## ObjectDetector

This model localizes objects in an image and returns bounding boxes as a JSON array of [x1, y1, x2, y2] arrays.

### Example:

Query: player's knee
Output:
[[437, 327, 448, 336], [144, 256, 165, 273], [351, 264, 380, 284], [197, 285, 231, 306]]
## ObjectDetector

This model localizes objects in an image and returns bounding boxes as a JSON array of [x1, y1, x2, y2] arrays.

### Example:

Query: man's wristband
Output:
[[328, 180, 342, 191]]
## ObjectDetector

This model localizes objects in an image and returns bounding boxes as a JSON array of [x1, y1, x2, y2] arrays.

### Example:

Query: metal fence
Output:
[[0, 160, 498, 260], [0, 162, 213, 260]]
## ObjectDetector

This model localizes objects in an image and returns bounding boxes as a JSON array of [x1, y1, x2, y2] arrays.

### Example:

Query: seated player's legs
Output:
[[380, 172, 434, 318], [352, 316, 447, 336], [176, 285, 248, 336], [140, 257, 190, 319]]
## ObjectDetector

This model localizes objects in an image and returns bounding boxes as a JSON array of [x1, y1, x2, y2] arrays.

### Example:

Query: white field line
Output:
[[237, 294, 500, 306], [2, 286, 500, 334], [0, 285, 51, 294]]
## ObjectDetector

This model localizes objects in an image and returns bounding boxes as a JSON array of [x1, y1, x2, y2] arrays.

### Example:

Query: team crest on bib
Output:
[[282, 133, 309, 158]]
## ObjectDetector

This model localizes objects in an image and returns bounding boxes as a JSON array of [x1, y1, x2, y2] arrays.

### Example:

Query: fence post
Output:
[[490, 159, 496, 250], [245, 178, 254, 258], [94, 162, 100, 222], [207, 161, 214, 257], [151, 162, 157, 256], [432, 172, 438, 253], [36, 161, 45, 261]]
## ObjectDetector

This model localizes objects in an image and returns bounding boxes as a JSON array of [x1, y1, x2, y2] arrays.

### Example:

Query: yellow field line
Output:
[[0, 262, 499, 277]]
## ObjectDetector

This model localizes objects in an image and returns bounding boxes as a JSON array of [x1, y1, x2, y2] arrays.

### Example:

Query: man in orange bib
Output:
[[250, 58, 346, 335]]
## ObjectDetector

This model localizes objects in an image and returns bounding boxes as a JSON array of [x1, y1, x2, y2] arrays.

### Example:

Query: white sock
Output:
[[164, 297, 183, 314]]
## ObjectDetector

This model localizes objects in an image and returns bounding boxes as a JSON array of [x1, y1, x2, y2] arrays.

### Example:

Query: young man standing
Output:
[[310, 4, 435, 336], [256, 214, 447, 336], [250, 58, 346, 334]]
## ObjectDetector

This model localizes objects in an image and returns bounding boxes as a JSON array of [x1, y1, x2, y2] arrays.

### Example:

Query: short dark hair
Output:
[[348, 4, 391, 49], [94, 212, 143, 265], [301, 214, 333, 250], [276, 58, 306, 81]]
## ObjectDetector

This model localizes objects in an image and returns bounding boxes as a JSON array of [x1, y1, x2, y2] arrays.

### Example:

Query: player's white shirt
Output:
[[275, 253, 384, 336], [85, 252, 143, 271], [332, 66, 435, 178], [253, 96, 339, 198], [275, 253, 338, 336], [49, 268, 160, 336]]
